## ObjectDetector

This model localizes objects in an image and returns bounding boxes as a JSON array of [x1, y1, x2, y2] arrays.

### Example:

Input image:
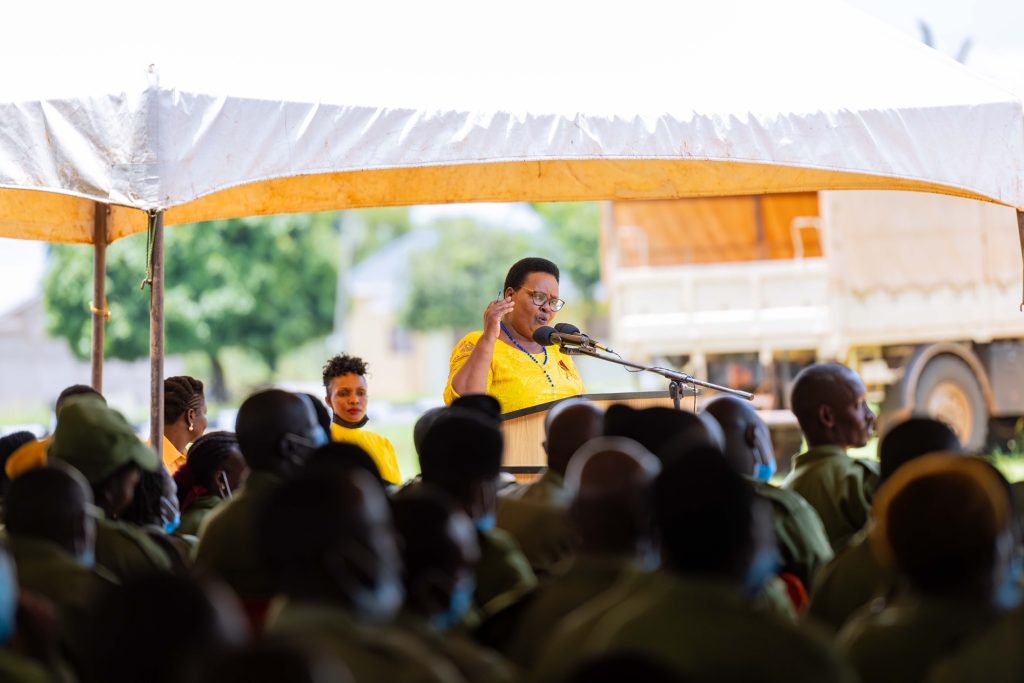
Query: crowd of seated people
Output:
[[0, 361, 1022, 682]]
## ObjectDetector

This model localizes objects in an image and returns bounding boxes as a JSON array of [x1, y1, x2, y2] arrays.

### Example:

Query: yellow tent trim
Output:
[[0, 159, 1010, 245]]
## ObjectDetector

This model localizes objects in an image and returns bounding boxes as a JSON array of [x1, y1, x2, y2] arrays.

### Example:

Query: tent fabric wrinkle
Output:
[[0, 0, 1023, 244]]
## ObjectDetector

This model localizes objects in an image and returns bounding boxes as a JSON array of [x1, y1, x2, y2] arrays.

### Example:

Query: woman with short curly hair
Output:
[[322, 354, 402, 485]]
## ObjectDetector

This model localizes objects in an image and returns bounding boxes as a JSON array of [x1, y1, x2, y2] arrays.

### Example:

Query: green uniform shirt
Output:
[[395, 610, 517, 683], [475, 527, 537, 619], [585, 575, 857, 683], [496, 473, 575, 578], [267, 599, 464, 683], [8, 535, 116, 613], [502, 470, 573, 507], [810, 525, 894, 632], [530, 570, 685, 683], [783, 445, 880, 553], [8, 535, 117, 667], [194, 471, 282, 600], [0, 649, 53, 683], [751, 478, 834, 586], [504, 554, 641, 668], [94, 516, 172, 580], [839, 595, 1000, 683], [177, 494, 222, 538], [927, 606, 1024, 683]]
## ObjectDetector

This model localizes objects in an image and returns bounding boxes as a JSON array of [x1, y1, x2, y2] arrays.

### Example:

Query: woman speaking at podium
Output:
[[444, 257, 585, 413]]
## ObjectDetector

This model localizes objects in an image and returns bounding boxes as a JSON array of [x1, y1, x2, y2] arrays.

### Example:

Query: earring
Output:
[[188, 422, 195, 432]]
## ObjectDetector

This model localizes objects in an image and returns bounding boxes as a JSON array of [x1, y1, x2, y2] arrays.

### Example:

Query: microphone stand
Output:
[[560, 344, 753, 409]]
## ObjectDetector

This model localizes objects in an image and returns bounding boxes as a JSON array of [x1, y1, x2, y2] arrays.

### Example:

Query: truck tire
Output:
[[914, 355, 988, 451]]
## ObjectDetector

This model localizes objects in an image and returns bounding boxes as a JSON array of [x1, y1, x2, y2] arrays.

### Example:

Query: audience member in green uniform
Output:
[[839, 454, 1015, 683], [120, 466, 194, 573], [84, 573, 248, 683], [782, 363, 880, 553], [927, 604, 1024, 683], [4, 465, 116, 666], [0, 544, 60, 682], [605, 403, 796, 622], [173, 431, 249, 537], [261, 470, 463, 683], [392, 488, 517, 683], [498, 398, 604, 576], [47, 394, 171, 580], [504, 436, 660, 669], [419, 406, 537, 622], [195, 389, 325, 614], [704, 396, 833, 595], [811, 417, 962, 632], [561, 447, 856, 683]]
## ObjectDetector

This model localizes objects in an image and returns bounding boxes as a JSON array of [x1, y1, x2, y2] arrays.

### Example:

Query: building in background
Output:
[[0, 295, 183, 429]]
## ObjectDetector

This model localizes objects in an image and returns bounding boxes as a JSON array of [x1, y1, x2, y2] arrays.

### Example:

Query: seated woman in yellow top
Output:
[[323, 354, 402, 485], [444, 257, 585, 414], [162, 376, 209, 474]]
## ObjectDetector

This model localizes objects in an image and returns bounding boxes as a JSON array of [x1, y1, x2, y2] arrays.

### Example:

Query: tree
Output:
[[401, 219, 533, 334], [44, 213, 338, 401], [531, 202, 602, 324]]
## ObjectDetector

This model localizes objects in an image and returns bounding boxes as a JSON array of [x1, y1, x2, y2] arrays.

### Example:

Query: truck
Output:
[[603, 190, 1024, 451]]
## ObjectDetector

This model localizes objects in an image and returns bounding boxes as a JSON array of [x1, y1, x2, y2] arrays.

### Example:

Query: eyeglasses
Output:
[[520, 288, 565, 312]]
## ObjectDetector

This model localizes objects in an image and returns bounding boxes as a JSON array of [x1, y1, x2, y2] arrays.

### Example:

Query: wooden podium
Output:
[[500, 391, 695, 474]]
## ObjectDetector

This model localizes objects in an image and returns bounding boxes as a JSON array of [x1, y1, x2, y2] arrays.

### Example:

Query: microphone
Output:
[[533, 325, 615, 353]]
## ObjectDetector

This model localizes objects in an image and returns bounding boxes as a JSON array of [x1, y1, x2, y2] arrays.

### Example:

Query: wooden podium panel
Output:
[[500, 391, 693, 471]]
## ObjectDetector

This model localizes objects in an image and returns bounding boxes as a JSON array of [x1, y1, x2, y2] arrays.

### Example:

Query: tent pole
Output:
[[150, 211, 165, 461], [90, 204, 109, 392], [1018, 211, 1024, 312]]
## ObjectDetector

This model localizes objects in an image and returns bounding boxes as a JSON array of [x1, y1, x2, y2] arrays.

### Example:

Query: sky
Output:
[[1, 0, 1022, 318]]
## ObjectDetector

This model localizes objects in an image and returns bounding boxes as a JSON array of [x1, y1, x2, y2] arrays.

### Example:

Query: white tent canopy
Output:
[[1, 0, 1022, 244]]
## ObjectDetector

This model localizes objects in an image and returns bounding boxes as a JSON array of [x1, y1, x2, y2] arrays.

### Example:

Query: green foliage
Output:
[[401, 219, 533, 332], [532, 202, 601, 303], [346, 207, 413, 263], [44, 214, 338, 379]]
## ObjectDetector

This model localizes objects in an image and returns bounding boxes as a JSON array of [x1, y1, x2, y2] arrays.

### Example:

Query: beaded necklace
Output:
[[500, 322, 556, 393]]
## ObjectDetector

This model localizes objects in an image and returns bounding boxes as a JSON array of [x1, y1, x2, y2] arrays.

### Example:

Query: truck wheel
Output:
[[914, 355, 987, 451]]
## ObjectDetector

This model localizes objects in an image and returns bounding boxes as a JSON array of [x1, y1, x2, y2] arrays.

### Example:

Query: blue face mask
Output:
[[474, 513, 496, 533], [0, 560, 16, 646], [431, 577, 476, 631], [163, 511, 182, 535], [744, 549, 782, 596], [78, 548, 96, 569], [996, 557, 1023, 610], [753, 463, 777, 482]]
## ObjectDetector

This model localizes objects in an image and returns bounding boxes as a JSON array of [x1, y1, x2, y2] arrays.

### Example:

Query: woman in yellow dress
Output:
[[323, 354, 402, 485], [444, 257, 585, 414]]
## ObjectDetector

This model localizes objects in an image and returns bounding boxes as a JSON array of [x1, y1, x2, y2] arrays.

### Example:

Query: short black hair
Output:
[[322, 354, 369, 389], [419, 408, 503, 500], [165, 376, 205, 425], [56, 384, 104, 413], [879, 417, 961, 483], [503, 257, 559, 292], [0, 431, 36, 493], [304, 442, 385, 488], [789, 363, 857, 431], [175, 431, 240, 504], [654, 446, 754, 575], [604, 405, 713, 463]]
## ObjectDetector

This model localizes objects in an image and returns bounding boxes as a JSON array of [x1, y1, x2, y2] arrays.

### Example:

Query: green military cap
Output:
[[49, 395, 158, 483]]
